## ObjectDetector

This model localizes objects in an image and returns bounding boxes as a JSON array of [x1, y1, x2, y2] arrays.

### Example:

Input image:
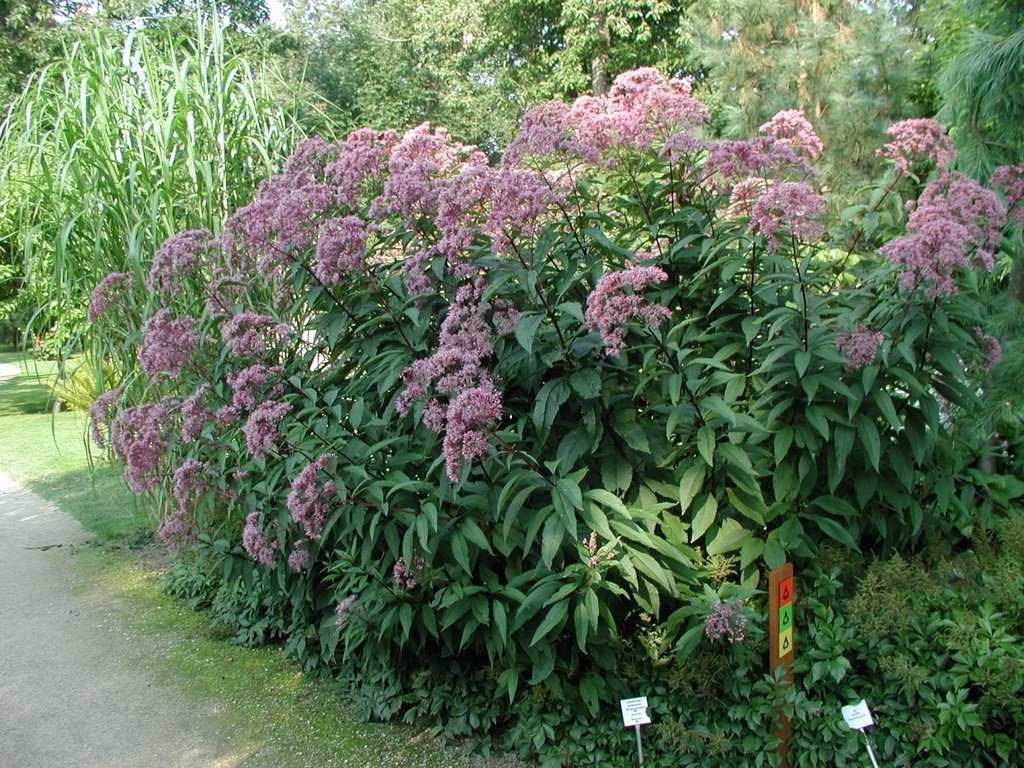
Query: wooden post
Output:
[[769, 563, 795, 767]]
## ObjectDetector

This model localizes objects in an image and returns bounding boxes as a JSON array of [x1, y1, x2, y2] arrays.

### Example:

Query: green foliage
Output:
[[914, 0, 1024, 175]]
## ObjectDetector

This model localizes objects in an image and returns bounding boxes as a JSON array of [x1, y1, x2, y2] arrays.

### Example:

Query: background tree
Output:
[[682, 0, 922, 189], [912, 0, 1024, 176]]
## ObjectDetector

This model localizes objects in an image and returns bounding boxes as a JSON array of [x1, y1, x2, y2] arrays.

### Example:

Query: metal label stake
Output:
[[842, 699, 881, 767], [620, 696, 651, 766]]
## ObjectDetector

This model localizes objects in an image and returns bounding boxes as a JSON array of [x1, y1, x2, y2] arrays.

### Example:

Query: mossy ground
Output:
[[0, 351, 508, 768]]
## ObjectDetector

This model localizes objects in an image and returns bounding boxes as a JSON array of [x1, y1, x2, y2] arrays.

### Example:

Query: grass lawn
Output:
[[0, 351, 507, 768]]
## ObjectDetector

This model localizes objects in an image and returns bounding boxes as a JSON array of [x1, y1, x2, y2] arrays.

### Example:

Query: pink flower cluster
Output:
[[221, 312, 289, 357], [242, 511, 277, 566], [88, 386, 122, 448], [226, 162, 334, 274], [315, 215, 367, 283], [287, 539, 310, 573], [327, 128, 399, 207], [881, 173, 1006, 296], [371, 123, 486, 224], [88, 272, 133, 322], [759, 109, 823, 160], [585, 265, 671, 356], [749, 182, 826, 250], [704, 138, 806, 185], [836, 325, 884, 371], [392, 556, 424, 590], [148, 229, 210, 297], [975, 327, 1003, 372], [335, 595, 357, 627], [228, 364, 283, 411], [397, 279, 503, 480], [180, 383, 211, 443], [991, 164, 1024, 222], [437, 165, 555, 267], [876, 118, 956, 175], [504, 68, 708, 165], [172, 458, 207, 504], [443, 383, 502, 480], [705, 600, 747, 643], [110, 399, 175, 493], [156, 506, 195, 551], [286, 453, 336, 539], [243, 400, 291, 458], [139, 309, 199, 379]]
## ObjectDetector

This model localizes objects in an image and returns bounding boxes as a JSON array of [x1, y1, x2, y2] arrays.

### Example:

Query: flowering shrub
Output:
[[89, 69, 1022, 764]]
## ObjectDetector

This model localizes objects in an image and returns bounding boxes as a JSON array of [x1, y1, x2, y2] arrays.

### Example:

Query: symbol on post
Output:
[[778, 627, 793, 657], [779, 576, 794, 607], [778, 603, 793, 631]]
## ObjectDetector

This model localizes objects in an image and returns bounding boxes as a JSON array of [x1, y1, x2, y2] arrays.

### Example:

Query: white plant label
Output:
[[842, 699, 874, 730], [620, 697, 651, 728]]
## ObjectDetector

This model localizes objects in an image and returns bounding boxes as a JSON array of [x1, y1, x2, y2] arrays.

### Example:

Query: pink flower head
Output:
[[749, 182, 826, 250], [156, 506, 195, 552], [242, 511, 277, 567], [180, 384, 211, 443], [836, 325, 884, 371], [243, 400, 292, 459], [991, 164, 1024, 221], [442, 382, 502, 481], [286, 453, 336, 539], [283, 135, 336, 179], [327, 127, 399, 207], [371, 123, 486, 224], [172, 458, 207, 505], [315, 216, 368, 283], [882, 172, 1006, 296], [148, 229, 211, 298], [728, 178, 768, 218], [485, 168, 556, 254], [504, 100, 598, 166], [392, 557, 424, 590], [110, 398, 176, 493], [759, 109, 823, 160], [138, 309, 199, 379], [287, 539, 310, 573], [705, 600, 747, 643], [88, 272, 133, 322], [880, 219, 973, 297], [909, 173, 1006, 270], [877, 118, 956, 176], [585, 265, 672, 356], [335, 595, 357, 627], [221, 312, 286, 357], [975, 327, 1003, 372], [705, 138, 807, 185], [228, 363, 283, 411], [397, 277, 496, 415], [88, 387, 122, 448]]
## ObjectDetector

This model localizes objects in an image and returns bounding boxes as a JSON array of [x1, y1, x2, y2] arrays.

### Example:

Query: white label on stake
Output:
[[620, 697, 652, 728], [841, 700, 874, 730]]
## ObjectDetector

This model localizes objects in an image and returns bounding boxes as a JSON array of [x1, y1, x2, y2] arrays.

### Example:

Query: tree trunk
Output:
[[590, 4, 611, 96], [1010, 252, 1024, 303]]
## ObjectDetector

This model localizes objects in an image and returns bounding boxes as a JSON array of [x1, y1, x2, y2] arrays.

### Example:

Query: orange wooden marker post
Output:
[[769, 563, 795, 767]]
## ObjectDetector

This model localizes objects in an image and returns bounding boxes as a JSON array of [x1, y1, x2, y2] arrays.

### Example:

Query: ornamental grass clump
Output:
[[87, 68, 1022, 765]]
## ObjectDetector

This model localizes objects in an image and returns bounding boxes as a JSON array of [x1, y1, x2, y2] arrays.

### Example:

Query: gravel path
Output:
[[0, 472, 239, 767]]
